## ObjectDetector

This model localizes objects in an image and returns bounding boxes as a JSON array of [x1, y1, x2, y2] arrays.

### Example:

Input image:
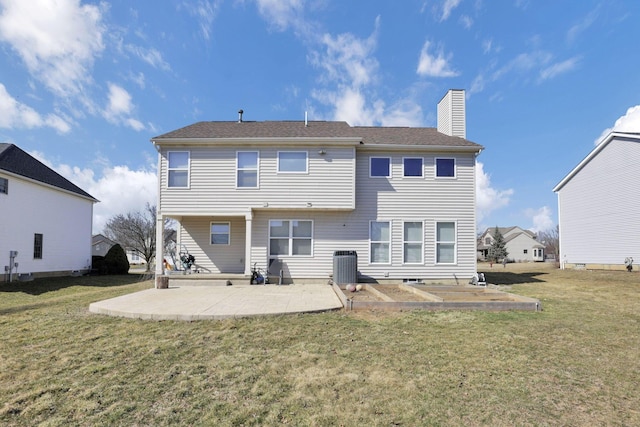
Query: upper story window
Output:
[[0, 177, 7, 194], [34, 233, 43, 259], [269, 220, 313, 256], [167, 151, 189, 188], [403, 157, 423, 177], [436, 158, 455, 178], [436, 221, 456, 264], [237, 151, 258, 188], [370, 157, 391, 178], [484, 237, 491, 245], [278, 151, 308, 173], [211, 222, 230, 245]]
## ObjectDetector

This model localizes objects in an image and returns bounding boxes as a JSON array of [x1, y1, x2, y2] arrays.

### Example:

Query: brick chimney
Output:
[[437, 89, 466, 139]]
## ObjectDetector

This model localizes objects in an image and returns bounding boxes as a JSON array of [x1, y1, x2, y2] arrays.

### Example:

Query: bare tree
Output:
[[538, 225, 559, 262], [104, 203, 173, 272]]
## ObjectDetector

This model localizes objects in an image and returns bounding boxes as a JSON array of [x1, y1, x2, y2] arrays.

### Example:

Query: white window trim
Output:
[[369, 220, 391, 264], [167, 151, 190, 188], [402, 157, 424, 178], [268, 219, 314, 257], [236, 151, 259, 189], [277, 151, 308, 174], [402, 220, 424, 264], [435, 157, 456, 179], [369, 156, 392, 178], [210, 221, 231, 245], [435, 220, 457, 264], [0, 176, 8, 194]]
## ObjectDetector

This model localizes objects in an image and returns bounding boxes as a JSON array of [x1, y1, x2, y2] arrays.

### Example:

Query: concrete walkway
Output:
[[89, 284, 344, 321]]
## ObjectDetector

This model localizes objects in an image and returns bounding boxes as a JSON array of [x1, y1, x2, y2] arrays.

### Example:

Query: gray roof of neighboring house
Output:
[[152, 121, 483, 150], [0, 143, 97, 201]]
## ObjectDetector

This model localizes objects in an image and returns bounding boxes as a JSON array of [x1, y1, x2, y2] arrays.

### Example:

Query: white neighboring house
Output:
[[0, 143, 98, 281], [553, 132, 640, 270], [151, 90, 484, 287], [477, 226, 545, 262]]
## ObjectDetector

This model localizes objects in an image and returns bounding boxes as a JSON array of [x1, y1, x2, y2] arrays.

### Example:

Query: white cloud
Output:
[[0, 0, 106, 97], [31, 151, 157, 234], [103, 83, 145, 131], [527, 206, 554, 233], [476, 162, 513, 224], [416, 41, 459, 78], [567, 6, 599, 44], [595, 105, 640, 145], [182, 0, 221, 40], [538, 56, 580, 82], [124, 44, 171, 71], [255, 0, 307, 33], [440, 0, 462, 21], [0, 83, 70, 133], [459, 15, 473, 29]]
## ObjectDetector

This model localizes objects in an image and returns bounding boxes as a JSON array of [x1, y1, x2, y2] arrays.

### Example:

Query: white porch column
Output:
[[155, 213, 167, 288], [244, 212, 253, 276]]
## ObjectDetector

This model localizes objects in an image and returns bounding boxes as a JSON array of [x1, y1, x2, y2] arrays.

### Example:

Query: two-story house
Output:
[[477, 226, 545, 262], [151, 90, 483, 287], [1, 143, 97, 281]]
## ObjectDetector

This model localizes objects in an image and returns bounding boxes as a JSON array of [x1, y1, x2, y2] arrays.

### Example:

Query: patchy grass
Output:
[[1, 265, 640, 426]]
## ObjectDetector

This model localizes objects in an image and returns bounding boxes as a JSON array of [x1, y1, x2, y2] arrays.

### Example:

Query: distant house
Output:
[[553, 132, 640, 270], [0, 143, 97, 281], [91, 234, 146, 266], [151, 90, 484, 287], [477, 226, 545, 262]]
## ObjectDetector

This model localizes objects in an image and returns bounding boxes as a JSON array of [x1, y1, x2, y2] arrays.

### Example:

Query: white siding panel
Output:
[[558, 137, 640, 265]]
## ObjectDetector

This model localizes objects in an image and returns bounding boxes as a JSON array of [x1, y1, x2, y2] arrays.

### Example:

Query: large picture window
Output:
[[370, 221, 390, 263], [34, 233, 43, 259], [278, 151, 308, 173], [210, 222, 230, 245], [269, 220, 312, 256], [403, 157, 423, 177], [403, 221, 423, 264], [167, 151, 189, 187], [436, 158, 455, 178], [436, 221, 456, 264], [237, 151, 258, 188], [370, 157, 391, 178]]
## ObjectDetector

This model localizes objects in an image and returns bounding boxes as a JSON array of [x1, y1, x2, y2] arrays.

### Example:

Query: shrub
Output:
[[91, 255, 108, 275], [104, 244, 130, 275]]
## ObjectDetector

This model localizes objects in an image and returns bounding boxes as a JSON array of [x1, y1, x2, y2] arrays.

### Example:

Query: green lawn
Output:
[[1, 264, 639, 426]]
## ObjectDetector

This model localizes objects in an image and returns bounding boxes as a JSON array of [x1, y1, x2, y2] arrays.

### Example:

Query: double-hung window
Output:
[[370, 221, 390, 263], [436, 221, 456, 264], [237, 151, 258, 188], [167, 151, 189, 188], [278, 151, 308, 173], [210, 222, 230, 245], [435, 158, 455, 178], [0, 177, 7, 194], [370, 157, 391, 178], [34, 233, 43, 259], [403, 157, 423, 177], [269, 220, 312, 256], [403, 221, 423, 264]]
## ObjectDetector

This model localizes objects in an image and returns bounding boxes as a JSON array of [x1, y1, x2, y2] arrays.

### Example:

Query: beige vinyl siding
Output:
[[558, 137, 640, 265], [159, 146, 355, 215], [177, 216, 246, 273]]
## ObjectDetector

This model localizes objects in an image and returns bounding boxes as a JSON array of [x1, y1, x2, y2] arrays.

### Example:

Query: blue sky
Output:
[[1, 0, 639, 234]]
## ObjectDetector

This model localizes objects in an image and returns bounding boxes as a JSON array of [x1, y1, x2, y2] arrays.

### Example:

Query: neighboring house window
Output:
[[167, 151, 189, 188], [403, 158, 423, 177], [484, 237, 491, 245], [34, 233, 43, 259], [131, 252, 140, 261], [237, 151, 258, 188], [370, 157, 391, 178], [211, 222, 231, 245], [370, 221, 390, 263], [278, 151, 308, 173], [436, 222, 456, 264], [436, 158, 455, 178], [0, 177, 7, 194], [269, 220, 312, 256], [403, 221, 423, 264], [523, 249, 528, 254]]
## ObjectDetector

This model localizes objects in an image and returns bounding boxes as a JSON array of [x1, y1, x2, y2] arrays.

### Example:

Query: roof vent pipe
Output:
[[238, 109, 244, 123], [305, 111, 308, 127]]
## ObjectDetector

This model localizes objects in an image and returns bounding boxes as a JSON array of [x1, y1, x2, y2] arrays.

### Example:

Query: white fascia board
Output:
[[151, 137, 362, 147], [357, 143, 482, 154]]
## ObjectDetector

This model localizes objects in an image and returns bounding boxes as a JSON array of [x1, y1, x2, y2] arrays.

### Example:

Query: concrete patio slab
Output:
[[89, 283, 344, 321]]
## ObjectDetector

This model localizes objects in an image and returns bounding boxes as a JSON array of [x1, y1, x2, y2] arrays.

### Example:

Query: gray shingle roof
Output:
[[152, 120, 483, 149], [0, 143, 97, 201]]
